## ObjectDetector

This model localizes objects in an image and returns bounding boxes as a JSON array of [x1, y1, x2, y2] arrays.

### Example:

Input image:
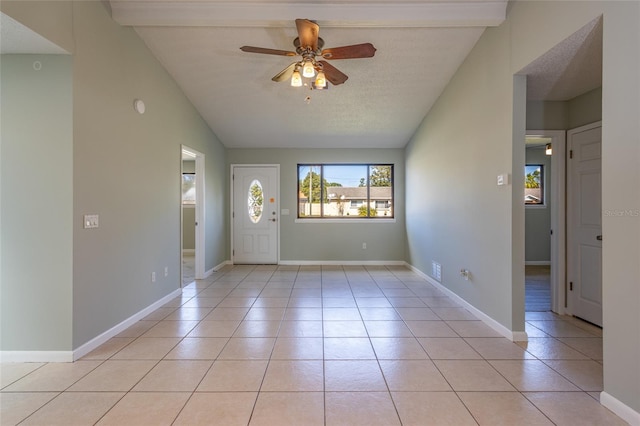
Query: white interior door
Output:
[[567, 123, 602, 326], [232, 165, 279, 264]]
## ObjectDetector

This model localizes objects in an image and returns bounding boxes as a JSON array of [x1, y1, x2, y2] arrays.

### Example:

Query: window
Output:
[[525, 164, 544, 205], [182, 173, 196, 205], [298, 164, 394, 218]]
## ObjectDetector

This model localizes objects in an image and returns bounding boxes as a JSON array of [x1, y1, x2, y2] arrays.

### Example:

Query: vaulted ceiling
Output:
[[109, 0, 508, 148]]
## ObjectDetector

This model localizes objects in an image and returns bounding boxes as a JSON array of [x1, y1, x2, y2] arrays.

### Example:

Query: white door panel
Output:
[[568, 124, 602, 326], [232, 166, 278, 264]]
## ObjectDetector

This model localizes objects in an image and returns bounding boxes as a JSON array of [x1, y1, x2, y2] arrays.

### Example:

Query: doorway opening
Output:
[[181, 146, 205, 285]]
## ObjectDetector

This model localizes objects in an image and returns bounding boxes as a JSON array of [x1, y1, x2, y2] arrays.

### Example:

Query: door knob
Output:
[[270, 218, 277, 222]]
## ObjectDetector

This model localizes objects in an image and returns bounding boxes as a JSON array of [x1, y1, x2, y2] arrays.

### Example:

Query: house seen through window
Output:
[[298, 164, 393, 218], [525, 164, 544, 205]]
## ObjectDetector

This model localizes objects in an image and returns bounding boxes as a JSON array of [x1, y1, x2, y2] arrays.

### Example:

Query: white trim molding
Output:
[[72, 288, 182, 361], [600, 392, 640, 426], [279, 260, 406, 266], [406, 263, 528, 342]]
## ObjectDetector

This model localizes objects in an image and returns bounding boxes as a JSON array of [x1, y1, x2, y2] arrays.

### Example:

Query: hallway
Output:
[[1, 265, 621, 425]]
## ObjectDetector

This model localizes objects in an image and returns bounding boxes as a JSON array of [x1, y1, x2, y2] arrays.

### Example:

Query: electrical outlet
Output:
[[362, 242, 367, 249], [432, 261, 442, 282], [164, 267, 168, 277], [151, 272, 156, 283]]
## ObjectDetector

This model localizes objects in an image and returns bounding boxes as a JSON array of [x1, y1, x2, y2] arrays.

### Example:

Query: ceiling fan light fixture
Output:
[[302, 60, 316, 78], [291, 70, 303, 87], [314, 71, 327, 88]]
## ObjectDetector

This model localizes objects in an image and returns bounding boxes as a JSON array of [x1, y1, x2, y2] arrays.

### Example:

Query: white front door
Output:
[[567, 123, 602, 326], [232, 165, 279, 264]]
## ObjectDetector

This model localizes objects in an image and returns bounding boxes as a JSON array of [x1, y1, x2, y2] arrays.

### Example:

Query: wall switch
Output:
[[432, 261, 442, 282], [362, 242, 367, 249], [497, 174, 510, 186], [164, 267, 169, 277], [84, 214, 99, 229], [151, 272, 156, 282]]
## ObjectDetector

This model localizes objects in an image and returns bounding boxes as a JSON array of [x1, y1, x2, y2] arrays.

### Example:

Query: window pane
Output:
[[323, 165, 367, 217], [299, 165, 322, 217], [525, 164, 544, 205], [370, 165, 392, 217], [248, 179, 264, 223], [182, 173, 196, 205]]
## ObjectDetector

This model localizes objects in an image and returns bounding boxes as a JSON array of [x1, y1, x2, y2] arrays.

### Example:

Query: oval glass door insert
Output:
[[248, 179, 264, 223]]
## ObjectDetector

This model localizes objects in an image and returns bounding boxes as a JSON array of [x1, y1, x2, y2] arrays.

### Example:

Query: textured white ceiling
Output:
[[520, 17, 602, 101], [112, 0, 506, 148]]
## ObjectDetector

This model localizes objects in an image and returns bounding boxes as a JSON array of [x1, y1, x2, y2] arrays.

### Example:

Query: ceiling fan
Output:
[[240, 19, 376, 88]]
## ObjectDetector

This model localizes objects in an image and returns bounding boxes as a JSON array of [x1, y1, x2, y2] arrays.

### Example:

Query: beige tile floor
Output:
[[1, 265, 626, 425]]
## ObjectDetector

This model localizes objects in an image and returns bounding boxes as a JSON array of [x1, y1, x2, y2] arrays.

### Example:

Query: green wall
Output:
[[227, 148, 406, 262], [1, 54, 73, 351]]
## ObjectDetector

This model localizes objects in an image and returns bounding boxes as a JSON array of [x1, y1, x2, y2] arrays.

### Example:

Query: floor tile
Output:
[[250, 392, 324, 426], [141, 320, 199, 337], [364, 320, 414, 337], [114, 321, 157, 338], [445, 321, 503, 337], [419, 337, 482, 359], [358, 308, 401, 320], [324, 338, 376, 359], [395, 307, 440, 321], [488, 360, 580, 391], [96, 392, 190, 425], [132, 360, 212, 392], [197, 360, 268, 391], [204, 307, 250, 320], [465, 337, 535, 359], [322, 298, 357, 308], [233, 320, 281, 338], [261, 360, 324, 391], [0, 392, 58, 425], [391, 391, 476, 425], [524, 391, 628, 426], [164, 307, 213, 321], [19, 392, 123, 426], [421, 296, 460, 308], [432, 307, 478, 320], [284, 307, 323, 320], [111, 337, 181, 360], [379, 360, 451, 391], [68, 360, 156, 391], [142, 307, 175, 321], [287, 297, 322, 308], [325, 392, 401, 426], [173, 392, 257, 426], [323, 321, 368, 337], [387, 297, 426, 308], [187, 320, 240, 338], [370, 337, 429, 359], [405, 320, 458, 337], [244, 307, 286, 320], [527, 320, 596, 338], [434, 360, 516, 391], [217, 337, 276, 360], [458, 391, 554, 425], [557, 337, 603, 360], [164, 337, 229, 360], [518, 338, 589, 360], [355, 298, 393, 308], [323, 308, 362, 320], [0, 363, 45, 388], [278, 320, 323, 337], [324, 360, 387, 391], [80, 338, 135, 360], [181, 297, 223, 308], [252, 297, 290, 308], [543, 360, 603, 391], [2, 361, 101, 391], [271, 337, 324, 359]]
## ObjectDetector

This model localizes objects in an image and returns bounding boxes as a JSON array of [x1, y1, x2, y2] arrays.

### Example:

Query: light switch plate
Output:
[[84, 214, 99, 229]]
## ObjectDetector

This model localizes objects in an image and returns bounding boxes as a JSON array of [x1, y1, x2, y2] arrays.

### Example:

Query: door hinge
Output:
[[550, 229, 553, 235], [569, 281, 573, 291], [569, 150, 573, 159], [232, 212, 235, 218]]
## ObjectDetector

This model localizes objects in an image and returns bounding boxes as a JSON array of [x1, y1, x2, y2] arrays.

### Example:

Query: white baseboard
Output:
[[0, 350, 73, 363], [601, 392, 640, 426], [525, 261, 551, 266], [182, 249, 195, 255], [278, 260, 406, 266], [72, 288, 182, 361], [212, 260, 232, 272], [405, 262, 528, 342]]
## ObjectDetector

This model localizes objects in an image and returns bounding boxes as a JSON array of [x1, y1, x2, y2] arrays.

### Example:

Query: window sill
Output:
[[295, 218, 396, 224]]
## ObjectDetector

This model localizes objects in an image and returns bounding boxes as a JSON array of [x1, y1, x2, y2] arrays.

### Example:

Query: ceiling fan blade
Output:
[[272, 62, 298, 82], [240, 46, 297, 56], [319, 61, 348, 85], [295, 19, 320, 51], [321, 43, 377, 60]]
